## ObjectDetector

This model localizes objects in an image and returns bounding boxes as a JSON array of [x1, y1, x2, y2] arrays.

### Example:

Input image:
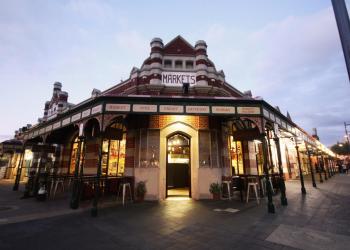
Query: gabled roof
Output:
[[163, 35, 196, 55]]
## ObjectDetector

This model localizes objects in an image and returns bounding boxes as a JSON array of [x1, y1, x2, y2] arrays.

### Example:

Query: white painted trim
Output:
[[159, 122, 199, 200]]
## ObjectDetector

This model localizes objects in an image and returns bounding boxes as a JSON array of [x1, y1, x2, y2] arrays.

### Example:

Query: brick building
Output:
[[9, 36, 336, 211]]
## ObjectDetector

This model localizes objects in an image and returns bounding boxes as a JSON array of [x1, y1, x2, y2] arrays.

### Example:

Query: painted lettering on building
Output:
[[237, 106, 260, 115], [162, 72, 196, 85], [159, 105, 184, 113], [186, 106, 210, 114], [211, 106, 235, 114], [133, 104, 157, 112], [106, 104, 131, 112]]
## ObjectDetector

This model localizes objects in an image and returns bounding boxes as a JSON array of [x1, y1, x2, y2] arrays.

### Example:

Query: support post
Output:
[[70, 137, 83, 209], [13, 149, 25, 191], [321, 155, 328, 181], [317, 154, 323, 183], [78, 138, 87, 204], [274, 136, 288, 206], [325, 157, 331, 178], [33, 141, 47, 196], [305, 144, 317, 188], [91, 114, 105, 217], [295, 143, 306, 195], [266, 131, 275, 173], [261, 133, 275, 213]]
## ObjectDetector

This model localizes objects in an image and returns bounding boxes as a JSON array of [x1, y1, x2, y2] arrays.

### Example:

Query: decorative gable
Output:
[[163, 36, 195, 55]]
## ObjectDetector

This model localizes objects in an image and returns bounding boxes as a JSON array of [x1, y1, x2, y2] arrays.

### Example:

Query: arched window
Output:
[[69, 136, 84, 174], [229, 137, 244, 175], [101, 120, 127, 176]]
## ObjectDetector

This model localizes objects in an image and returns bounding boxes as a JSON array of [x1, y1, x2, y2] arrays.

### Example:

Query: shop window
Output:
[[102, 121, 126, 176], [69, 137, 84, 174], [254, 140, 264, 175], [167, 134, 190, 164], [185, 60, 194, 69], [175, 60, 183, 69], [229, 136, 244, 175], [164, 60, 172, 68]]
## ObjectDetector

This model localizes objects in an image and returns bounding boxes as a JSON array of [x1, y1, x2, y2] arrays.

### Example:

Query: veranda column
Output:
[[91, 114, 104, 217], [331, 159, 336, 175], [321, 154, 328, 181], [266, 131, 275, 173], [273, 136, 288, 206], [78, 138, 87, 204], [261, 133, 275, 213], [317, 153, 323, 183], [326, 157, 332, 178], [295, 142, 306, 194], [305, 144, 317, 188], [13, 147, 25, 191], [33, 139, 47, 196], [70, 136, 83, 209]]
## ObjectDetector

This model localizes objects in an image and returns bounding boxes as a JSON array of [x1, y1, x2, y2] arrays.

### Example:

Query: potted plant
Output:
[[136, 181, 147, 202], [209, 182, 221, 200]]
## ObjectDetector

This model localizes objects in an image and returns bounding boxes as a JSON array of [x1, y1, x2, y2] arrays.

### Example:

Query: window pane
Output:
[[185, 61, 193, 69], [175, 60, 183, 69], [164, 60, 172, 68]]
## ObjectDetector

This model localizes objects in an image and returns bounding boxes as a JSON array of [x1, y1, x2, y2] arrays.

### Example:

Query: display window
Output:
[[69, 137, 84, 174], [102, 121, 126, 176], [167, 134, 190, 164], [254, 140, 264, 175], [229, 136, 244, 175]]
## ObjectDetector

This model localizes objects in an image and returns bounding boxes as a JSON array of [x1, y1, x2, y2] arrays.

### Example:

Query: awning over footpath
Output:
[[0, 139, 23, 155]]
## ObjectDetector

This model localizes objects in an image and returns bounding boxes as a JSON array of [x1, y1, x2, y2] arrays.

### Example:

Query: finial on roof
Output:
[[243, 90, 252, 97]]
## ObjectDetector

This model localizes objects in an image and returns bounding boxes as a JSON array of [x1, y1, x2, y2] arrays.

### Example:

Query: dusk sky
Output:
[[1, 0, 349, 146]]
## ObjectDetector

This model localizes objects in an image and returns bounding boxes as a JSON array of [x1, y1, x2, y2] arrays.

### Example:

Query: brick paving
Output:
[[0, 174, 350, 249]]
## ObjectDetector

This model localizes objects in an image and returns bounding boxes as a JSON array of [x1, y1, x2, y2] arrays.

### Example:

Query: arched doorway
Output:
[[166, 133, 191, 197]]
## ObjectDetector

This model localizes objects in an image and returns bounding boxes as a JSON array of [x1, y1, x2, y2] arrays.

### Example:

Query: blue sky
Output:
[[0, 0, 349, 146]]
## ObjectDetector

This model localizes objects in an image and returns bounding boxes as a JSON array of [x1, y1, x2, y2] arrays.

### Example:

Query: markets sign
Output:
[[162, 72, 196, 85]]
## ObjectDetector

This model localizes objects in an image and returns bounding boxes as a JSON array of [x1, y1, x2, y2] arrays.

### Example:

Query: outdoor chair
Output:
[[231, 176, 243, 202], [261, 176, 274, 196], [117, 178, 132, 206], [246, 176, 260, 204], [51, 178, 64, 199]]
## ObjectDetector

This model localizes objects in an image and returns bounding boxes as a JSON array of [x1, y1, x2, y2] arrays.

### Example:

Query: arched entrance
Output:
[[166, 133, 191, 197]]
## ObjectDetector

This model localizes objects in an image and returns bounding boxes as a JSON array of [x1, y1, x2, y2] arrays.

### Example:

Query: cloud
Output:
[[65, 0, 114, 21], [115, 30, 149, 56], [250, 7, 341, 88], [202, 7, 349, 146]]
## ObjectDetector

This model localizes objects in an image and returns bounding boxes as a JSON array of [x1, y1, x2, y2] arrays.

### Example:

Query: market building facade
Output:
[[3, 36, 337, 213]]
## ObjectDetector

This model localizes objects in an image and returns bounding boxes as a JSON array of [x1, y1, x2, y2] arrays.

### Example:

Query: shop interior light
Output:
[[24, 150, 33, 161]]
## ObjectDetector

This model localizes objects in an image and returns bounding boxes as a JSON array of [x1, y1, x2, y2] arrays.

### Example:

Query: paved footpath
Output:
[[0, 174, 350, 250]]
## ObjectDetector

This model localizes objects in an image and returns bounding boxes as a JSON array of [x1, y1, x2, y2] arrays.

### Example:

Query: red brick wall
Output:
[[149, 115, 209, 130], [125, 130, 135, 168]]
